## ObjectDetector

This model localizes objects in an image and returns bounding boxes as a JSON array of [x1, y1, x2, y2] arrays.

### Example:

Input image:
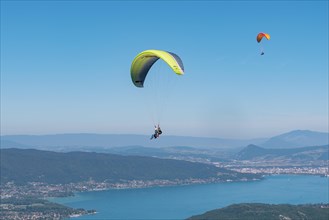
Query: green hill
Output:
[[0, 148, 259, 185], [188, 203, 329, 220]]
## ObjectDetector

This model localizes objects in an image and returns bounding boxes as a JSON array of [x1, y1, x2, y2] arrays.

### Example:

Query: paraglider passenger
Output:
[[150, 125, 162, 140], [158, 126, 162, 136]]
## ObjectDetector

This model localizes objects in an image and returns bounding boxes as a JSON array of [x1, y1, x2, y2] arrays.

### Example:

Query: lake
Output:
[[51, 175, 329, 219]]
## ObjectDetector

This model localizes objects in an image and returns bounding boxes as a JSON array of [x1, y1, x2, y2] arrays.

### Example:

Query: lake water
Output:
[[51, 175, 329, 219]]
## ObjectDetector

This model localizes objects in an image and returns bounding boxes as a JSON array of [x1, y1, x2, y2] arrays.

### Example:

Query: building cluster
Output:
[[1, 210, 64, 220], [229, 166, 329, 176], [0, 177, 237, 201]]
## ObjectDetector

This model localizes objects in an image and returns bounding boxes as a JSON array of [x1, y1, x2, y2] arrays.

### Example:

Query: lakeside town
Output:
[[219, 158, 329, 176], [228, 166, 329, 176]]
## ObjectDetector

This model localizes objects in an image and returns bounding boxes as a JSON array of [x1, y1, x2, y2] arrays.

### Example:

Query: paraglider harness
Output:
[[151, 125, 162, 140]]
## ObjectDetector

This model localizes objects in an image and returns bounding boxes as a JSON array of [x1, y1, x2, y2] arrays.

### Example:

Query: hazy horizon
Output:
[[1, 129, 329, 140]]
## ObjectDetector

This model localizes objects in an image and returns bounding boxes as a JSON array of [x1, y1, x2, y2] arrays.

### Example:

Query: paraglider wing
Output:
[[130, 50, 184, 88], [257, 33, 270, 43]]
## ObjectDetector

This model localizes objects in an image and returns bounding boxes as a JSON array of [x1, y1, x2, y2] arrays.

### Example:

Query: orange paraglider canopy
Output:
[[257, 33, 270, 43]]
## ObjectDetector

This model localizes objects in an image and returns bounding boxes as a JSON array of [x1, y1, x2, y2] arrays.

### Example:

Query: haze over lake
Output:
[[51, 175, 329, 219]]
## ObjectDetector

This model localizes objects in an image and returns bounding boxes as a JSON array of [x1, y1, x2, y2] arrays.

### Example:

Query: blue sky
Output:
[[1, 0, 328, 138]]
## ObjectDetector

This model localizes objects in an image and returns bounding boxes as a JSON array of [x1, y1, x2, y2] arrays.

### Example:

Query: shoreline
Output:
[[51, 174, 321, 219], [47, 173, 328, 197], [2, 174, 327, 220]]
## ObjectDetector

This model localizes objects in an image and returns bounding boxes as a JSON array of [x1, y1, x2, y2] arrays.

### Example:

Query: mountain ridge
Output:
[[0, 133, 266, 149], [236, 144, 329, 161], [260, 130, 328, 148], [1, 130, 328, 150], [0, 148, 259, 185]]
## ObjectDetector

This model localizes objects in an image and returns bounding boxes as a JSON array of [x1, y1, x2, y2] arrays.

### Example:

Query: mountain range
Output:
[[1, 130, 328, 150], [260, 130, 328, 148], [236, 144, 328, 161]]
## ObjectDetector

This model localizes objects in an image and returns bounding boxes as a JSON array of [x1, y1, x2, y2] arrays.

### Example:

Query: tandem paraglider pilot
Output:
[[150, 124, 162, 140]]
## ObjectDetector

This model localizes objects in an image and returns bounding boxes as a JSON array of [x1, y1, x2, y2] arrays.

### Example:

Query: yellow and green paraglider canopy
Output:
[[130, 50, 184, 88]]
